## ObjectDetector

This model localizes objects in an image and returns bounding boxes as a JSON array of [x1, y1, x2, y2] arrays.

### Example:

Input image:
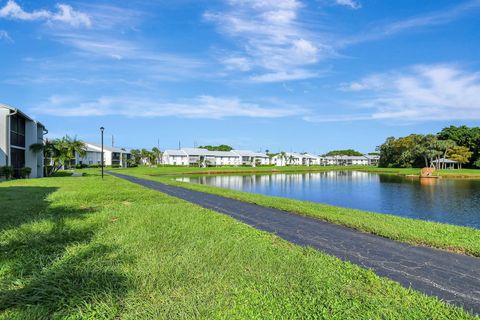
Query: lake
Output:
[[177, 171, 480, 228]]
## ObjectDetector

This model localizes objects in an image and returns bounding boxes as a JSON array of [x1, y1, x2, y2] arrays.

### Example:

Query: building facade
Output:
[[0, 104, 47, 178], [74, 142, 131, 167], [162, 148, 270, 166]]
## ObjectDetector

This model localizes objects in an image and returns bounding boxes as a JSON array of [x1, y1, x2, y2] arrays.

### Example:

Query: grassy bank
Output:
[[0, 173, 476, 318], [116, 165, 480, 178], [112, 166, 480, 257]]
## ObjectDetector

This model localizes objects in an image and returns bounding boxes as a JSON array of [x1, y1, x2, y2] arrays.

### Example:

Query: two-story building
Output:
[[0, 104, 47, 178], [74, 142, 131, 167]]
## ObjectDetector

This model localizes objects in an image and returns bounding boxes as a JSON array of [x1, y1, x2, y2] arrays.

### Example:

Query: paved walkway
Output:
[[109, 172, 480, 314]]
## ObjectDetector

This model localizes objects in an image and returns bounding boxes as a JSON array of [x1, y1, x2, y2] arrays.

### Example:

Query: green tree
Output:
[[378, 135, 422, 168], [435, 139, 456, 169], [446, 146, 473, 169], [29, 136, 86, 176], [438, 125, 480, 167], [130, 149, 142, 165], [199, 145, 233, 151], [325, 149, 363, 156], [152, 147, 162, 165]]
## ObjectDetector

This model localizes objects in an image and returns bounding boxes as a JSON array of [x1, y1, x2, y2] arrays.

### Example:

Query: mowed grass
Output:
[[0, 174, 476, 319], [112, 166, 480, 257], [111, 164, 480, 177]]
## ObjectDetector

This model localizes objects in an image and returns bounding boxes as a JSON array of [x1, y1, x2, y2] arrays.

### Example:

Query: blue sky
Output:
[[0, 0, 479, 154]]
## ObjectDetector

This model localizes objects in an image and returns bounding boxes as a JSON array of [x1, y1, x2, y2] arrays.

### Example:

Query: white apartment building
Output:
[[0, 104, 47, 178], [272, 152, 315, 166], [231, 150, 270, 166], [162, 148, 269, 167], [318, 155, 380, 166], [74, 142, 131, 167]]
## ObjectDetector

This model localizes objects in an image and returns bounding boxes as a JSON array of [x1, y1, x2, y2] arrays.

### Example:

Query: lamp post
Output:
[[100, 127, 104, 179]]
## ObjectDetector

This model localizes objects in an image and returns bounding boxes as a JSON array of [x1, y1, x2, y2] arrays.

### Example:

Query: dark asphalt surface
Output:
[[109, 172, 480, 314]]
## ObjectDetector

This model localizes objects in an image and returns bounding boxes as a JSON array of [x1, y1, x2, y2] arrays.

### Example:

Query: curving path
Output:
[[109, 172, 480, 314]]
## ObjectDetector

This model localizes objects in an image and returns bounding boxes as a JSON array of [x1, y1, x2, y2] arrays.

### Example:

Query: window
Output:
[[11, 147, 25, 178], [10, 114, 26, 148]]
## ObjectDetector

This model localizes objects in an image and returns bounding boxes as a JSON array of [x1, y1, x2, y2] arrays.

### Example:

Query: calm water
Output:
[[178, 171, 480, 228]]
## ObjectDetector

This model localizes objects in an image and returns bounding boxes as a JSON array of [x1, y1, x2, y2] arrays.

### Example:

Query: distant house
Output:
[[162, 149, 189, 166], [231, 150, 269, 166], [74, 142, 131, 167], [272, 152, 302, 166], [317, 155, 379, 166], [0, 103, 47, 178], [301, 153, 320, 166], [162, 148, 269, 166], [365, 155, 380, 166]]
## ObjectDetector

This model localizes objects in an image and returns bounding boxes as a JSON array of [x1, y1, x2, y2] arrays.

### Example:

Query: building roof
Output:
[[0, 103, 46, 128], [432, 158, 458, 164], [232, 150, 268, 158], [180, 148, 239, 157], [301, 153, 318, 159], [164, 149, 187, 156], [85, 142, 130, 154]]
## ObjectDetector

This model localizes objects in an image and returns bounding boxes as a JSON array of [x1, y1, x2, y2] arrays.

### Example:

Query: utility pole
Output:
[[112, 135, 114, 147], [100, 127, 105, 179]]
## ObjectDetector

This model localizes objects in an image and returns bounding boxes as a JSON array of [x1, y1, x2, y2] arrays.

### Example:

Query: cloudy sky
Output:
[[1, 0, 479, 153]]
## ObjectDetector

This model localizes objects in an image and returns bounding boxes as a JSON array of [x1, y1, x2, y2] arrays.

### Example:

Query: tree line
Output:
[[378, 126, 480, 169]]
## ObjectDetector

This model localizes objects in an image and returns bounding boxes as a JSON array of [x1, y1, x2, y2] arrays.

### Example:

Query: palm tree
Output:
[[141, 149, 151, 165], [152, 147, 162, 165], [130, 149, 142, 165], [288, 155, 295, 165], [280, 151, 287, 166], [30, 136, 86, 176]]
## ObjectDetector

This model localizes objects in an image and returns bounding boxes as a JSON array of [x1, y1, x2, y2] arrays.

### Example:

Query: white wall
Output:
[[0, 108, 8, 166]]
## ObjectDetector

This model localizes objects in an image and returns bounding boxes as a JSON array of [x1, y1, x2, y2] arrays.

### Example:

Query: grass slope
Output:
[[112, 166, 480, 257], [0, 173, 476, 319]]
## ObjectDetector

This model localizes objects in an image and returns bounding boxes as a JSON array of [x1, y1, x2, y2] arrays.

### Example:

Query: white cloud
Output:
[[0, 30, 12, 41], [335, 0, 361, 10], [0, 0, 91, 27], [33, 95, 306, 119], [205, 0, 331, 82], [221, 56, 253, 71], [251, 69, 319, 82], [309, 65, 480, 122], [342, 0, 480, 46]]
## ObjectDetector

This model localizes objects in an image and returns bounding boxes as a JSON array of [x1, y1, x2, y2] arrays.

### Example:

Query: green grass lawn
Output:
[[111, 166, 480, 257], [0, 173, 476, 319], [113, 164, 480, 177]]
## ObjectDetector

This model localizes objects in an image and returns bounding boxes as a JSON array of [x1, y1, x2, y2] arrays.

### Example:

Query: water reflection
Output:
[[178, 171, 480, 228]]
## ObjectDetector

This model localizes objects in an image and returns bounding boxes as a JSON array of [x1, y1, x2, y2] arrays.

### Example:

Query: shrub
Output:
[[75, 164, 89, 169], [474, 159, 480, 168], [111, 164, 121, 168], [0, 166, 14, 180], [128, 164, 138, 168], [20, 167, 32, 179]]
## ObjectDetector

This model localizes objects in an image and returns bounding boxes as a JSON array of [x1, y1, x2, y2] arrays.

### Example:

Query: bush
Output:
[[89, 164, 102, 168], [474, 159, 480, 168], [75, 164, 89, 169], [19, 167, 32, 179], [128, 164, 138, 168], [0, 166, 14, 180], [111, 164, 121, 168]]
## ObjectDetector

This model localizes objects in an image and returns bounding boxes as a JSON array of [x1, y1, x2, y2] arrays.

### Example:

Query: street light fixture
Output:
[[100, 127, 104, 179]]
